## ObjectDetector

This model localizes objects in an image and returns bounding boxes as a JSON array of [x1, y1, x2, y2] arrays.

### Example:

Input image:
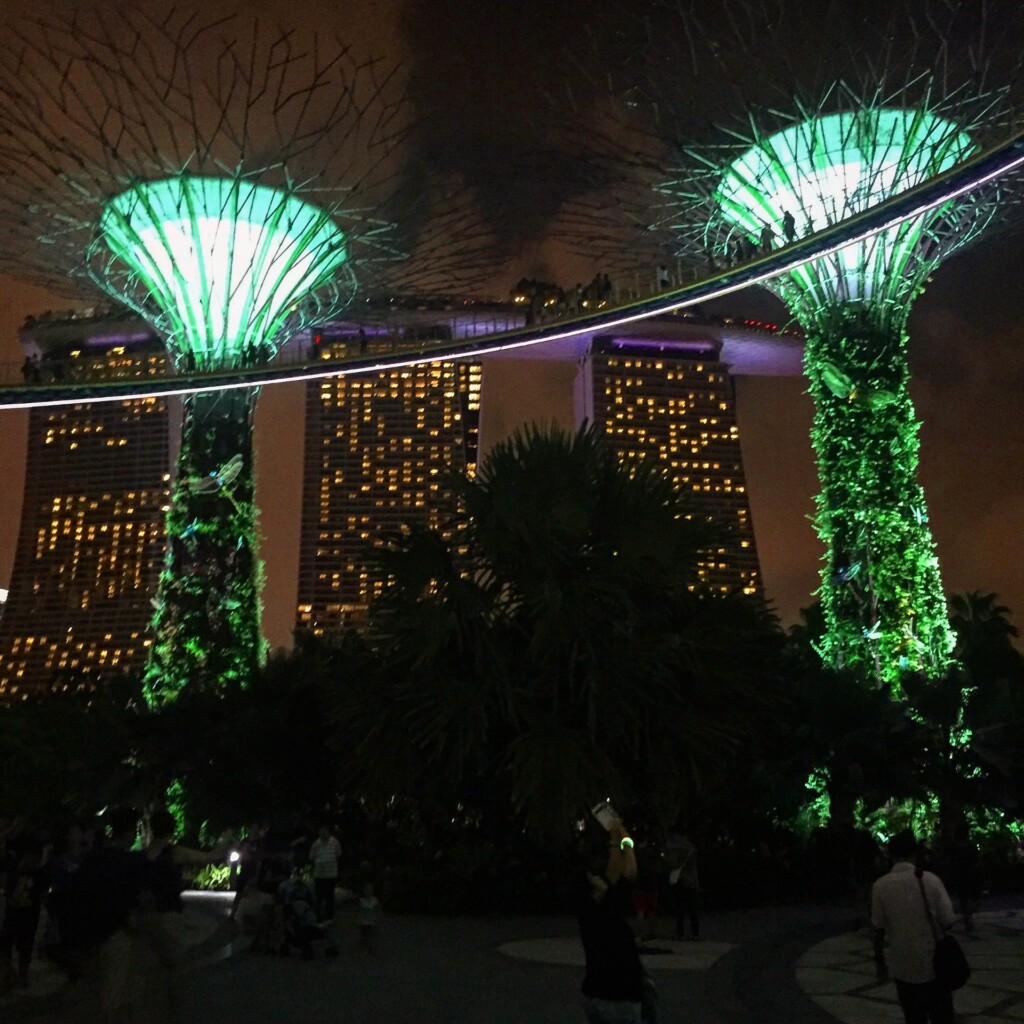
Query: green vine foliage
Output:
[[707, 102, 992, 686], [143, 387, 266, 707], [800, 305, 954, 684]]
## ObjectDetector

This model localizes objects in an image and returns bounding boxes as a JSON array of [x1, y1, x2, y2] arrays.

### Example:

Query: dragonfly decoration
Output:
[[831, 561, 862, 586], [191, 454, 244, 494], [185, 454, 247, 514], [862, 619, 882, 640], [819, 362, 897, 411]]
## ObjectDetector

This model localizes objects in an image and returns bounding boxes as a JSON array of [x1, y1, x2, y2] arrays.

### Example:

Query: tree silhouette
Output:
[[331, 423, 778, 842]]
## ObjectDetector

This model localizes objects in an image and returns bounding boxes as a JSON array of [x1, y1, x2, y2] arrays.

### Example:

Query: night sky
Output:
[[0, 0, 1022, 650]]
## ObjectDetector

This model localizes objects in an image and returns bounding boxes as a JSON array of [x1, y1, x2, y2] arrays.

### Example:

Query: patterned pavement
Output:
[[796, 909, 1024, 1024], [4, 894, 1021, 1023], [496, 906, 1024, 1024]]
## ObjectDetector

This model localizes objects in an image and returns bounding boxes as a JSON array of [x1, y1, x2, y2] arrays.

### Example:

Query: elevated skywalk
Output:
[[1, 125, 1023, 411]]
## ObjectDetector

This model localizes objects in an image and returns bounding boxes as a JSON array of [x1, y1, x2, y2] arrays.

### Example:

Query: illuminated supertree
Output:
[[0, 10, 493, 706], [562, 0, 1023, 684]]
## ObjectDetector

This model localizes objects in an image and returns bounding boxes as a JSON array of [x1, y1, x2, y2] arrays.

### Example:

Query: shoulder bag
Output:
[[916, 873, 970, 990]]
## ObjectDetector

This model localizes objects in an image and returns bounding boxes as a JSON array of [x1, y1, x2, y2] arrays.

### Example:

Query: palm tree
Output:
[[949, 591, 1020, 683], [331, 423, 780, 842]]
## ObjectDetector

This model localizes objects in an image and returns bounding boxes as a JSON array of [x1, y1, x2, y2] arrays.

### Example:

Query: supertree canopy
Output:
[[93, 176, 349, 371], [0, 10, 495, 707], [558, 0, 1024, 685], [91, 175, 348, 705], [714, 109, 975, 315]]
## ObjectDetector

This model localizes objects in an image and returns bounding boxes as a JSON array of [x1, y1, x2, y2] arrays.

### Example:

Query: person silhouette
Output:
[[782, 210, 797, 244], [577, 816, 643, 1023]]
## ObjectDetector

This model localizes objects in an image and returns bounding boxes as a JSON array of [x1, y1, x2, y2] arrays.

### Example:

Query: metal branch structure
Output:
[[91, 176, 351, 370], [0, 8, 497, 706], [560, 0, 1024, 685]]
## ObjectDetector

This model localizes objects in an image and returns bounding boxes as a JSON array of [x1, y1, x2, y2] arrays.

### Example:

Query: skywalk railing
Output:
[[2, 121, 1023, 410], [0, 285, 793, 393]]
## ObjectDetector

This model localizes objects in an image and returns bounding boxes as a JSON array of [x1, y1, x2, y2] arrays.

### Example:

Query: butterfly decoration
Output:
[[854, 387, 898, 411], [206, 591, 242, 615], [818, 362, 897, 411], [820, 361, 855, 399]]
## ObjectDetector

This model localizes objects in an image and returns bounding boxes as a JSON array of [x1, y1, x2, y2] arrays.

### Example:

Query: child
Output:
[[358, 881, 380, 952]]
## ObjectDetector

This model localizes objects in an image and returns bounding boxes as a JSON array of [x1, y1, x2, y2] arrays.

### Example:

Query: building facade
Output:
[[296, 314, 772, 637], [296, 332, 481, 635], [0, 315, 170, 698], [1, 304, 784, 685], [579, 334, 761, 595]]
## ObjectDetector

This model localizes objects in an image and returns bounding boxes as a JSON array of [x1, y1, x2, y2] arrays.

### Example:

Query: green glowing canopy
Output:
[[98, 176, 347, 366], [716, 108, 975, 304]]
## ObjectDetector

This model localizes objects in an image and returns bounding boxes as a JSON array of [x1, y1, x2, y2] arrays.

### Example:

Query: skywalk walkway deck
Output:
[[3, 123, 1024, 411]]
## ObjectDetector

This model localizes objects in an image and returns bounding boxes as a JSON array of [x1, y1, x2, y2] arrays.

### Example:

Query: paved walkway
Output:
[[500, 905, 1024, 1023], [3, 893, 1021, 1022], [796, 908, 1024, 1024]]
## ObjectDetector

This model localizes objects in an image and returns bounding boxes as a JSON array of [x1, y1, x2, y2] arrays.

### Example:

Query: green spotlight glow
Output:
[[99, 176, 347, 368], [716, 109, 974, 313], [89, 174, 352, 705], [714, 109, 965, 684]]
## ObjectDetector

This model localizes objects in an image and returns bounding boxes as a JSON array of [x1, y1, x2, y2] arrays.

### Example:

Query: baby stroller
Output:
[[277, 873, 338, 959]]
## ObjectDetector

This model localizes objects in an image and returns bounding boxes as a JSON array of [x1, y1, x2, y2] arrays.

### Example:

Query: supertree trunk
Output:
[[557, 1, 1024, 684], [805, 307, 953, 683], [0, 10, 498, 708], [144, 387, 264, 707]]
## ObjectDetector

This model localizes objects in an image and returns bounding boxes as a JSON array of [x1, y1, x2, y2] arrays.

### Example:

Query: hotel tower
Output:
[[1, 304, 797, 692]]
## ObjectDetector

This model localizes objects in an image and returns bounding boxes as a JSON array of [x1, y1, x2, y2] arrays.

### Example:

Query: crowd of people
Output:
[[704, 208, 804, 274], [510, 274, 617, 321], [221, 821, 380, 958], [0, 810, 384, 1021], [0, 809, 223, 1014], [1, 803, 1007, 1024], [17, 348, 167, 387], [510, 209, 808, 330]]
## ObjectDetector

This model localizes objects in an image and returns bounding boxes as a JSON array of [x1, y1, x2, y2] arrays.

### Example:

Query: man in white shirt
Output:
[[871, 829, 958, 1024], [309, 826, 342, 922]]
